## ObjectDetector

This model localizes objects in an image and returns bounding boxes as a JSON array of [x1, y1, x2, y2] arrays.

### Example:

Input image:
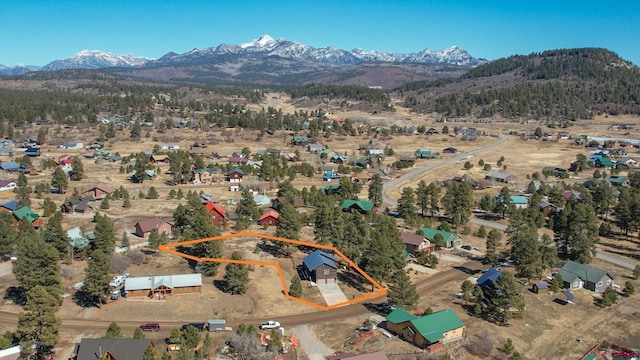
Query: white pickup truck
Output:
[[259, 321, 280, 330]]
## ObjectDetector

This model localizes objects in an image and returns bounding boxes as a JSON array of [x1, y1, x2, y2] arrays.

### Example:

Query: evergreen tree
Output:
[[42, 197, 57, 217], [634, 264, 640, 279], [508, 210, 542, 280], [494, 187, 511, 218], [100, 194, 110, 209], [105, 322, 123, 338], [236, 188, 260, 221], [485, 272, 525, 325], [553, 200, 599, 263], [50, 168, 68, 194], [148, 228, 161, 251], [336, 213, 367, 264], [442, 182, 473, 226], [539, 233, 559, 270], [623, 281, 636, 296], [123, 196, 131, 208], [0, 211, 17, 255], [288, 274, 303, 298], [42, 211, 70, 258], [93, 213, 116, 254], [274, 203, 301, 256], [130, 121, 142, 138], [484, 229, 502, 266], [426, 182, 442, 217], [147, 186, 159, 199], [133, 327, 146, 339], [368, 174, 383, 206], [13, 230, 62, 299], [551, 275, 563, 293], [121, 231, 130, 250], [387, 270, 419, 310], [17, 172, 27, 187], [142, 344, 158, 360], [83, 250, 111, 307], [182, 325, 202, 349], [337, 176, 357, 199], [223, 251, 249, 295], [479, 193, 495, 212], [397, 186, 417, 219], [16, 286, 61, 355], [70, 156, 84, 181], [14, 184, 32, 207], [503, 338, 515, 355], [361, 215, 405, 284], [313, 202, 334, 244], [461, 279, 474, 303], [601, 287, 618, 307], [415, 180, 429, 216]]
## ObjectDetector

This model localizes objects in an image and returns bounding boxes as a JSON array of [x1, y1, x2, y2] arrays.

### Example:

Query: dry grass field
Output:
[[2, 90, 640, 358]]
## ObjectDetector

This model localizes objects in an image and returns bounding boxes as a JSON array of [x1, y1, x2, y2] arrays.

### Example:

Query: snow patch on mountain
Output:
[[41, 50, 154, 71]]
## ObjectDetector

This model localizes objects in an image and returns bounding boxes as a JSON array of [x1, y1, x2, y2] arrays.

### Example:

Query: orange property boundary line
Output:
[[158, 231, 386, 310]]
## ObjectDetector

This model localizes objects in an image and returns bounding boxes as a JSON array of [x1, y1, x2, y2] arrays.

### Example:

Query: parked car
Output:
[[110, 290, 120, 300], [181, 323, 207, 332], [259, 321, 280, 330], [371, 302, 395, 314], [461, 245, 472, 251], [139, 323, 160, 332]]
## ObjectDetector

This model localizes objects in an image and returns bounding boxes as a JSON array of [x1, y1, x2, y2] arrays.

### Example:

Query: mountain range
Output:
[[0, 35, 486, 84]]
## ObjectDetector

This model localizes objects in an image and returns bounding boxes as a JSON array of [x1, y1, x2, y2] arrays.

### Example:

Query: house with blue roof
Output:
[[0, 200, 19, 212], [477, 267, 502, 290], [323, 171, 341, 181], [0, 161, 20, 172], [302, 249, 338, 284], [509, 195, 529, 209], [67, 227, 90, 249]]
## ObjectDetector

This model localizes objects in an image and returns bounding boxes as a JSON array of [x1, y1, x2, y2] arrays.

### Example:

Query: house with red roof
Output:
[[258, 210, 279, 226], [204, 201, 229, 226]]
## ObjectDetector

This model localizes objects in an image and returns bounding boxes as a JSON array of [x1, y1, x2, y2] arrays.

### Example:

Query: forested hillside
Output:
[[396, 48, 640, 122]]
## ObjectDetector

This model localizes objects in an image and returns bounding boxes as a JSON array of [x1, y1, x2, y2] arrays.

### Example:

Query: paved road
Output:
[[382, 134, 509, 208]]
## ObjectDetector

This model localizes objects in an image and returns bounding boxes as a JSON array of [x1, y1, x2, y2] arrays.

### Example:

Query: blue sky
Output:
[[1, 0, 639, 66]]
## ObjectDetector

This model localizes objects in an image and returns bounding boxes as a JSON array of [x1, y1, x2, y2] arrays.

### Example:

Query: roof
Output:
[[0, 200, 19, 211], [409, 309, 465, 342], [401, 233, 427, 246], [74, 338, 151, 360], [485, 171, 515, 180], [0, 161, 20, 171], [84, 183, 114, 194], [420, 227, 459, 243], [67, 227, 89, 248], [135, 217, 169, 233], [205, 201, 229, 220], [259, 210, 279, 221], [0, 180, 16, 187], [125, 273, 202, 291], [227, 168, 244, 175], [386, 308, 418, 324], [13, 206, 39, 223], [477, 267, 502, 288], [0, 345, 21, 360], [533, 282, 549, 289], [253, 194, 271, 204], [559, 260, 612, 284], [510, 195, 528, 205], [341, 199, 374, 212], [605, 175, 628, 184], [303, 249, 338, 271]]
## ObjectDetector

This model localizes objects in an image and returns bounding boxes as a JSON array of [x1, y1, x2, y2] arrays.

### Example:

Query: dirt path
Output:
[[289, 325, 334, 360]]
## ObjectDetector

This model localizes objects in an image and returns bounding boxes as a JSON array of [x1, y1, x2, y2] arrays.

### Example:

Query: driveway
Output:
[[316, 283, 348, 306], [0, 262, 12, 277], [406, 263, 439, 275], [289, 325, 334, 360]]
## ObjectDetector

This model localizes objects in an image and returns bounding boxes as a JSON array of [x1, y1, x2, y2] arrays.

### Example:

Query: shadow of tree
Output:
[[213, 280, 226, 292], [73, 290, 100, 308], [4, 286, 26, 306], [337, 270, 368, 292]]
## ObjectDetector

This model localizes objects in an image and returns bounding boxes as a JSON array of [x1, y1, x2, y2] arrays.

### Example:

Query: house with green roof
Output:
[[291, 135, 309, 145], [420, 227, 462, 248], [12, 206, 43, 230], [341, 199, 375, 215], [559, 260, 614, 293], [386, 309, 465, 350], [323, 184, 340, 195], [355, 156, 370, 169], [604, 175, 629, 187]]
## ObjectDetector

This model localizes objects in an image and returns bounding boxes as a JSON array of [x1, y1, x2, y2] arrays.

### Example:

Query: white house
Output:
[[59, 142, 84, 149], [0, 180, 17, 192]]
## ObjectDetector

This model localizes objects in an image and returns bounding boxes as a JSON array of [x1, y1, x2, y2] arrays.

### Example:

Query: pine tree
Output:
[[397, 186, 417, 219], [0, 212, 17, 255], [83, 249, 111, 307], [508, 210, 542, 280], [105, 322, 123, 338], [148, 228, 161, 251], [361, 215, 406, 284], [484, 272, 525, 325], [17, 172, 27, 187], [223, 251, 249, 295], [539, 233, 559, 270], [121, 231, 130, 250], [16, 286, 61, 354], [461, 279, 474, 303], [288, 274, 303, 298], [147, 186, 159, 199], [50, 168, 68, 194], [368, 174, 383, 206], [551, 275, 563, 293], [634, 264, 640, 279], [93, 213, 116, 254], [100, 194, 110, 209], [503, 338, 514, 355], [600, 287, 618, 307], [387, 270, 419, 310], [14, 185, 32, 207], [70, 156, 84, 181], [442, 182, 473, 226], [42, 197, 57, 217], [236, 188, 260, 221], [426, 182, 442, 217], [623, 281, 636, 296], [42, 211, 70, 258], [313, 202, 334, 244], [123, 196, 131, 208], [142, 344, 158, 360], [13, 230, 62, 299], [274, 203, 301, 256], [133, 327, 146, 339], [484, 229, 502, 266]]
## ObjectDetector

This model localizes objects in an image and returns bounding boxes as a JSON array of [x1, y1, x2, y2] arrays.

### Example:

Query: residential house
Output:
[[291, 135, 309, 145], [477, 267, 502, 291], [401, 233, 435, 254], [0, 200, 19, 213], [323, 184, 340, 195], [420, 227, 462, 248], [130, 169, 157, 183], [12, 206, 43, 230], [67, 227, 90, 249], [323, 171, 341, 181], [0, 161, 20, 172], [0, 345, 20, 360], [0, 180, 17, 192], [72, 338, 152, 360], [397, 156, 417, 165], [443, 175, 488, 190], [415, 148, 437, 159], [330, 154, 348, 164], [134, 217, 172, 239], [616, 157, 638, 167], [81, 183, 114, 200], [302, 249, 338, 284], [227, 169, 244, 183], [150, 154, 170, 163], [0, 148, 14, 156], [367, 149, 385, 158], [229, 184, 240, 192], [604, 175, 629, 187], [307, 143, 324, 153], [509, 195, 529, 209], [355, 156, 370, 169], [61, 196, 95, 215], [25, 147, 40, 157], [542, 166, 568, 178], [258, 210, 279, 226], [271, 196, 305, 211], [558, 260, 614, 293], [341, 199, 375, 215], [228, 157, 249, 166], [192, 167, 220, 184], [385, 309, 465, 351], [562, 190, 582, 200], [539, 201, 563, 217], [124, 273, 202, 298], [595, 157, 614, 168], [253, 194, 271, 207], [351, 172, 374, 184], [204, 201, 228, 226], [485, 171, 517, 184]]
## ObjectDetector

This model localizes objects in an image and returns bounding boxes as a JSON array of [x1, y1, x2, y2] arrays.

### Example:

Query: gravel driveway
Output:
[[289, 324, 334, 360]]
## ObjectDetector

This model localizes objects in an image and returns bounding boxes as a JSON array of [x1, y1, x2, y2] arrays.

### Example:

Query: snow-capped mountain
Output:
[[0, 64, 42, 76], [41, 50, 154, 71], [150, 35, 485, 67]]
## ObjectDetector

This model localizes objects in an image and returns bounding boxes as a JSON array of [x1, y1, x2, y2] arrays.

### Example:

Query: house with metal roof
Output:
[[0, 161, 20, 172], [302, 250, 338, 284], [385, 308, 465, 351], [130, 169, 157, 183], [0, 180, 17, 192], [124, 273, 202, 298], [134, 217, 172, 239], [485, 171, 517, 184], [419, 227, 462, 248], [12, 206, 43, 230], [67, 227, 90, 249], [509, 195, 529, 209], [558, 260, 614, 293], [0, 200, 19, 212], [73, 338, 152, 360], [341, 199, 375, 215], [258, 210, 279, 227]]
